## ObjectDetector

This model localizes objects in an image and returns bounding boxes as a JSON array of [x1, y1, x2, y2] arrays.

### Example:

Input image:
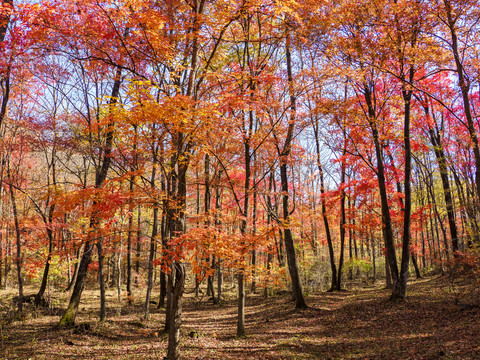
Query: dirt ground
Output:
[[1, 276, 479, 359]]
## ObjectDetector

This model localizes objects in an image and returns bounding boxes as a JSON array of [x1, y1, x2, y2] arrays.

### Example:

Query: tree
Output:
[[0, 0, 13, 129]]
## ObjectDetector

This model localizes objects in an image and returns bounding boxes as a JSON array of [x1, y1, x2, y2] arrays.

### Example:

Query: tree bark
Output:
[[313, 122, 337, 291], [65, 245, 82, 292], [391, 84, 413, 300], [158, 210, 167, 309], [166, 262, 185, 360], [144, 202, 159, 320], [279, 29, 307, 309], [97, 241, 106, 321], [35, 223, 53, 305], [135, 205, 141, 282], [126, 177, 134, 304], [426, 115, 458, 253], [9, 183, 23, 312], [336, 146, 347, 290], [59, 242, 94, 325], [365, 83, 400, 288]]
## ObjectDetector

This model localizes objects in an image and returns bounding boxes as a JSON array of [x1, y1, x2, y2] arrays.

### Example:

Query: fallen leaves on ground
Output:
[[1, 276, 479, 359]]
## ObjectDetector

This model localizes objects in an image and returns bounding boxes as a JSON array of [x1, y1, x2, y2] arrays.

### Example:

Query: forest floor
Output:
[[1, 275, 479, 360]]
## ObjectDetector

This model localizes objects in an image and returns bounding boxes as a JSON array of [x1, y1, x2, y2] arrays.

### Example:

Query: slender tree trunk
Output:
[[411, 253, 421, 279], [9, 184, 23, 313], [97, 241, 106, 321], [158, 211, 167, 308], [59, 242, 95, 325], [65, 245, 82, 292], [348, 197, 353, 281], [217, 261, 222, 303], [144, 204, 158, 321], [35, 226, 53, 305], [237, 272, 245, 336], [365, 85, 399, 288], [372, 235, 376, 282], [337, 147, 347, 290], [427, 118, 458, 253], [37, 141, 58, 304], [117, 240, 122, 302], [279, 29, 307, 309], [164, 266, 173, 333], [0, 159, 5, 289], [313, 123, 337, 291], [391, 85, 413, 300], [4, 227, 9, 288], [362, 82, 400, 286], [251, 175, 258, 293], [165, 148, 190, 356], [126, 177, 134, 304], [237, 141, 250, 337], [207, 256, 215, 301], [166, 262, 185, 360], [385, 255, 392, 289], [215, 172, 222, 303], [136, 205, 141, 282], [425, 174, 449, 261]]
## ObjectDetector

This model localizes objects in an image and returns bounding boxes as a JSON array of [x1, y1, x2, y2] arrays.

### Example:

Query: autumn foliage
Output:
[[1, 0, 480, 358]]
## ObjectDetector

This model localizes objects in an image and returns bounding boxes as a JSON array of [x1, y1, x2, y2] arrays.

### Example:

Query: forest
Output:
[[0, 0, 480, 359]]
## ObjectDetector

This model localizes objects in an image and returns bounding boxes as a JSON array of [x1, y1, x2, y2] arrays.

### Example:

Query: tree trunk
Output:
[[164, 269, 173, 333], [385, 255, 392, 289], [215, 174, 222, 303], [158, 206, 167, 309], [217, 261, 222, 303], [313, 122, 337, 291], [35, 226, 53, 305], [144, 206, 158, 321], [136, 205, 141, 282], [117, 241, 122, 302], [166, 262, 185, 360], [427, 118, 458, 253], [336, 147, 347, 290], [365, 83, 400, 288], [126, 180, 134, 304], [59, 242, 94, 325], [411, 252, 421, 279], [10, 184, 23, 313], [278, 29, 307, 309], [391, 86, 413, 300], [65, 245, 82, 292], [97, 241, 106, 321], [237, 272, 245, 336], [0, 159, 5, 289], [165, 147, 190, 355], [348, 197, 353, 281], [371, 235, 376, 282]]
